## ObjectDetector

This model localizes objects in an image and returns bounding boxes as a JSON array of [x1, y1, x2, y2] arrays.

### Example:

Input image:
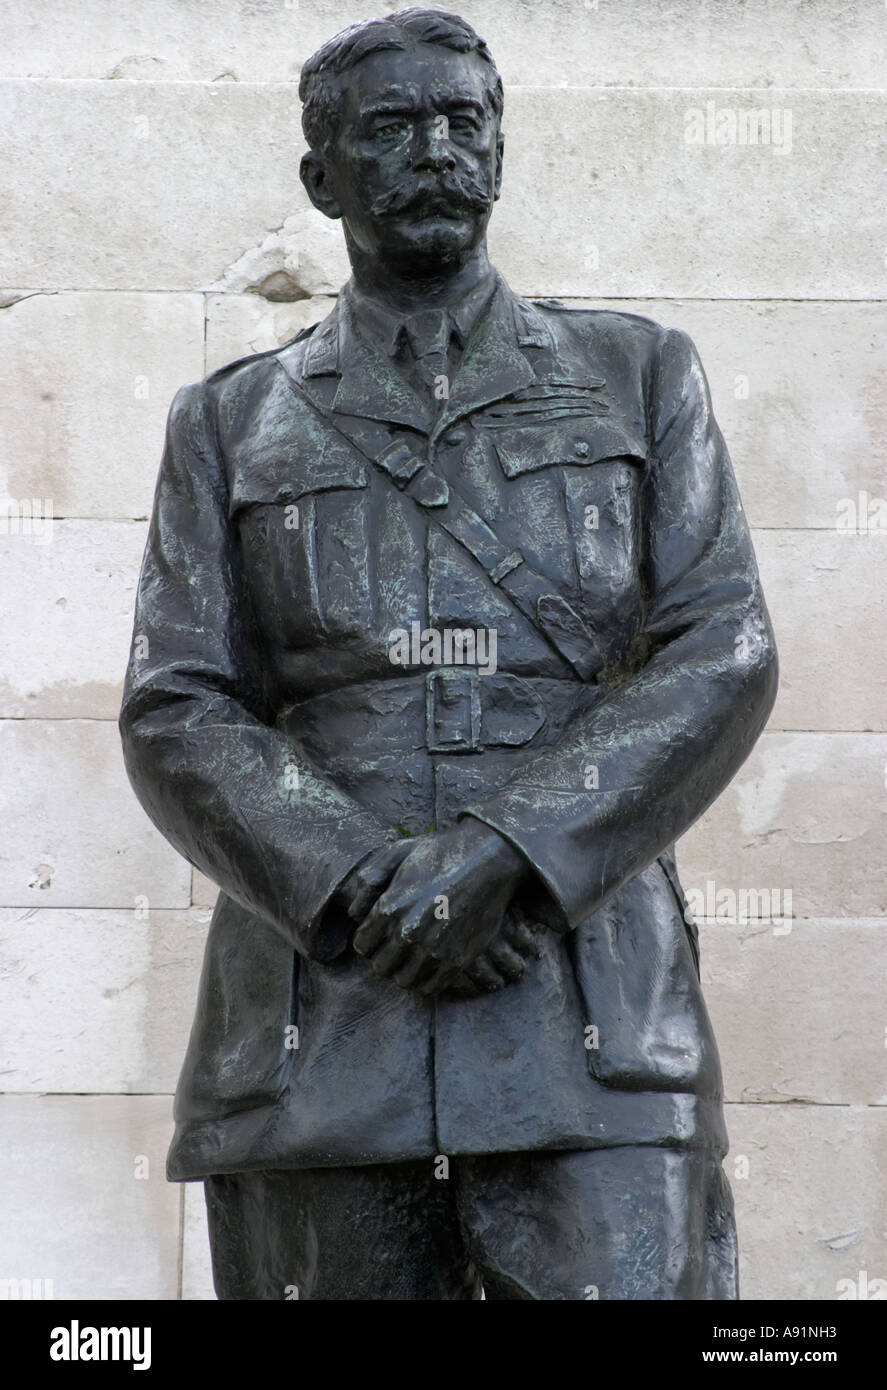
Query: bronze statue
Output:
[[120, 7, 778, 1299]]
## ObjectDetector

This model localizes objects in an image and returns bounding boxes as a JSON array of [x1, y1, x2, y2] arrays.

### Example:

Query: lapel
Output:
[[300, 291, 433, 434], [427, 276, 538, 440], [289, 272, 610, 442]]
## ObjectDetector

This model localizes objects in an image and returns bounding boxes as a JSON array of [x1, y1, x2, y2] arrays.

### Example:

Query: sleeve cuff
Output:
[[457, 809, 573, 935], [303, 825, 402, 963]]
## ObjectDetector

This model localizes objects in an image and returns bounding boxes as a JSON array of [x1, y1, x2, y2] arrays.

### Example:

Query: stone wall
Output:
[[1, 1, 884, 1301]]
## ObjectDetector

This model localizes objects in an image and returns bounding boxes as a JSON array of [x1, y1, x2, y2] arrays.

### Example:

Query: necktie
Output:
[[403, 308, 452, 410]]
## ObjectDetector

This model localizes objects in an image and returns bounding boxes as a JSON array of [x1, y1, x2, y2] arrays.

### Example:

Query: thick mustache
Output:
[[370, 171, 492, 218]]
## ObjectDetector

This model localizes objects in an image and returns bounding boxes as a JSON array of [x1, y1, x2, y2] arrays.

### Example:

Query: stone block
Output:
[[702, 919, 887, 1106], [0, 907, 209, 1093], [678, 732, 887, 921], [0, 718, 192, 909], [564, 299, 887, 532], [725, 1103, 887, 1301], [204, 292, 333, 374], [754, 530, 887, 732], [191, 870, 218, 910], [3, 1, 883, 90], [3, 81, 882, 298], [0, 521, 147, 718], [0, 291, 204, 519], [0, 1094, 180, 1299], [182, 1181, 216, 1301]]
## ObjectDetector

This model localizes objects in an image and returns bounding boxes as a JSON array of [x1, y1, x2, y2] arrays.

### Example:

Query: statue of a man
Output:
[[120, 7, 778, 1300]]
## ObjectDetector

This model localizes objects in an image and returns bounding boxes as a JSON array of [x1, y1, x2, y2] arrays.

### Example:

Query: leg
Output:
[[204, 1161, 481, 1301], [455, 1146, 738, 1301]]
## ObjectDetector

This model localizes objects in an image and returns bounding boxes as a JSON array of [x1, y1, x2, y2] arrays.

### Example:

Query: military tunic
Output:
[[119, 271, 778, 1183]]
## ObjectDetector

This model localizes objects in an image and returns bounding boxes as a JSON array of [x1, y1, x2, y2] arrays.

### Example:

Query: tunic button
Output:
[[443, 429, 466, 446], [574, 440, 590, 458]]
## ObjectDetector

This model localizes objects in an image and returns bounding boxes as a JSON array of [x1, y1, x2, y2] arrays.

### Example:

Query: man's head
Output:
[[299, 9, 504, 281]]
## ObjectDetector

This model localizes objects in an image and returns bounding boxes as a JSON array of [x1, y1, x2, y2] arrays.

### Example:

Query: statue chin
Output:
[[381, 213, 486, 272]]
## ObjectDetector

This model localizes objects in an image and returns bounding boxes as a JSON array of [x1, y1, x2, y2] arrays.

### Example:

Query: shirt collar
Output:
[[346, 269, 499, 360]]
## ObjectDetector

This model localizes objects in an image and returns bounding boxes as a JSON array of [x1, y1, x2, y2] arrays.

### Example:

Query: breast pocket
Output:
[[563, 455, 644, 612], [479, 409, 648, 662], [230, 459, 373, 647]]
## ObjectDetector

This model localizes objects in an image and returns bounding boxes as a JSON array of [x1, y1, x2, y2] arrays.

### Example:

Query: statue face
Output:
[[307, 42, 503, 276]]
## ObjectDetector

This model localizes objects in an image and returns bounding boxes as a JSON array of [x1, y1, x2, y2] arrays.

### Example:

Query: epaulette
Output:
[[291, 322, 320, 343], [532, 300, 662, 335], [205, 320, 320, 385]]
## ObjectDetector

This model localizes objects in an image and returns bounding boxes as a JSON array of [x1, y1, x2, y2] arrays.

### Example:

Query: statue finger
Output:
[[446, 972, 483, 998], [502, 917, 542, 957], [415, 960, 462, 996], [347, 875, 391, 922], [346, 843, 414, 920], [392, 943, 442, 989], [462, 956, 505, 992], [352, 909, 390, 956], [368, 934, 414, 979], [485, 941, 528, 981]]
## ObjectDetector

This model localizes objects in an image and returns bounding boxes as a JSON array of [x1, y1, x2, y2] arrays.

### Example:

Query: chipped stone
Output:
[[107, 55, 167, 80], [205, 293, 332, 373], [212, 208, 350, 299]]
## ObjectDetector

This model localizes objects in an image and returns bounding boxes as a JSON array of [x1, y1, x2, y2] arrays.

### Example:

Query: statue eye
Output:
[[448, 112, 481, 135], [372, 118, 409, 141]]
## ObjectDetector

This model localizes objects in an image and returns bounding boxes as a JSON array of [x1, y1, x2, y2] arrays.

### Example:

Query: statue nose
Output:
[[413, 127, 456, 173]]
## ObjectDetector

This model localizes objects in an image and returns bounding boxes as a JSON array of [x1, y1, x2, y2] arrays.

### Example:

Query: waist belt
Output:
[[278, 670, 601, 758]]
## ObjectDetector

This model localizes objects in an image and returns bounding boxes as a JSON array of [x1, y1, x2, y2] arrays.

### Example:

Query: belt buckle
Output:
[[425, 668, 482, 754]]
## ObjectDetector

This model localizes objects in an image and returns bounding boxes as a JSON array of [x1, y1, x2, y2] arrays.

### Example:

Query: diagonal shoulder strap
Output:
[[275, 361, 605, 684]]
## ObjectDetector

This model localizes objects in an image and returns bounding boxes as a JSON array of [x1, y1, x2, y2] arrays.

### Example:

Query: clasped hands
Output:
[[336, 819, 543, 997]]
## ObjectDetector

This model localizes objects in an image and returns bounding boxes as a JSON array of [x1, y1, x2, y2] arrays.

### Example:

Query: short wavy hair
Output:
[[299, 8, 504, 154]]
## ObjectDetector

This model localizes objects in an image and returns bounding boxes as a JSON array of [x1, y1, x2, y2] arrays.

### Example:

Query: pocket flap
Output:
[[490, 415, 647, 479], [228, 429, 368, 518]]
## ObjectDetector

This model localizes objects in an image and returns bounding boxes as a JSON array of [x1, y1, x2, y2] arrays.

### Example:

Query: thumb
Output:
[[346, 839, 415, 920]]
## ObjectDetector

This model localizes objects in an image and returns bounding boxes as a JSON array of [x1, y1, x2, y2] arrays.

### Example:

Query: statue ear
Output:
[[493, 132, 504, 201], [300, 151, 343, 220]]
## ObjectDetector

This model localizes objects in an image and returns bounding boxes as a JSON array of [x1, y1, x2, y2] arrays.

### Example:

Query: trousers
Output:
[[204, 1145, 739, 1300]]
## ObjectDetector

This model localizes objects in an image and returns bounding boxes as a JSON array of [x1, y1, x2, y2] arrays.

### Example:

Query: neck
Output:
[[347, 244, 494, 315]]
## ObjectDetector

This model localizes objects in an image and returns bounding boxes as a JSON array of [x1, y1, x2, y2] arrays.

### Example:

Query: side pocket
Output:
[[571, 864, 721, 1095], [176, 893, 299, 1121]]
